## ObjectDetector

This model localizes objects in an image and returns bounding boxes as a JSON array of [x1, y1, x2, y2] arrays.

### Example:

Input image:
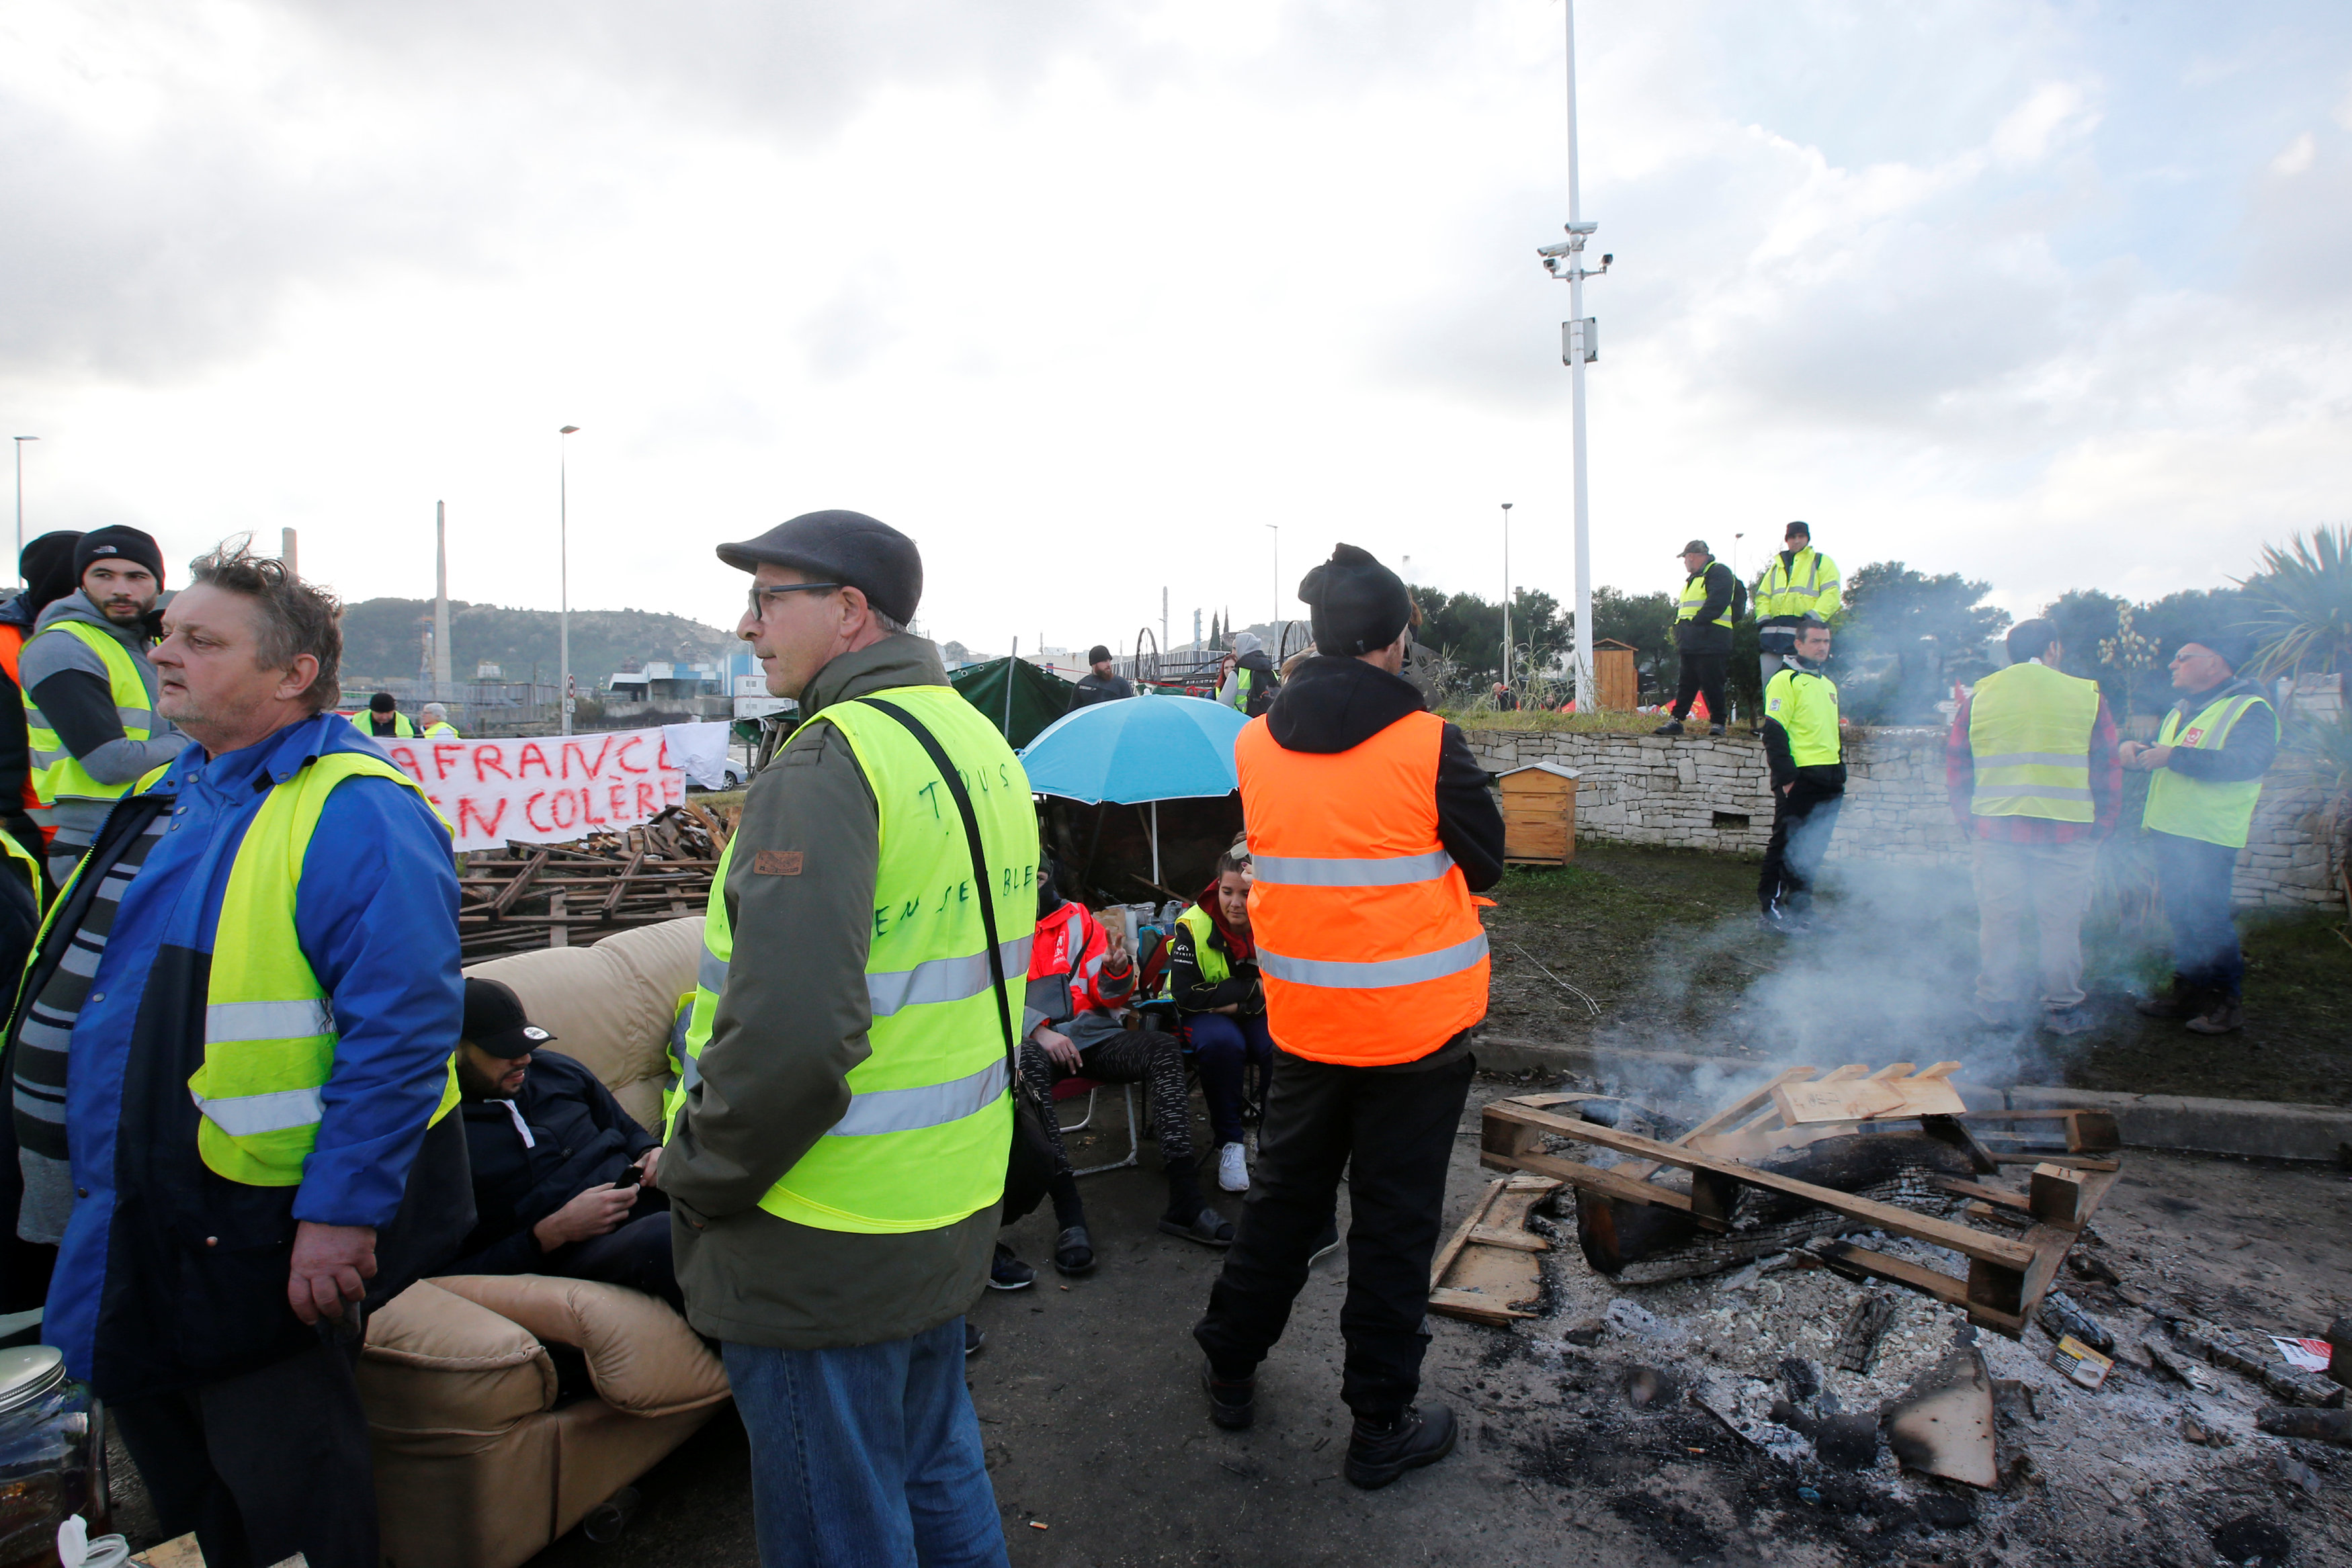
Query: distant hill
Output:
[[341, 599, 738, 686]]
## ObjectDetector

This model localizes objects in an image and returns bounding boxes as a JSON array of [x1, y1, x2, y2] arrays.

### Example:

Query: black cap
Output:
[[1087, 644, 1111, 665], [1679, 539, 1712, 556], [369, 691, 398, 713], [20, 531, 84, 613], [463, 977, 556, 1059], [2184, 631, 2256, 672], [74, 525, 165, 589], [716, 510, 922, 624], [1300, 543, 1413, 658], [1784, 520, 1810, 539]]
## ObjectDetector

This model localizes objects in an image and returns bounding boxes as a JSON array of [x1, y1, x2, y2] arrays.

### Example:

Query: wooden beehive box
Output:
[[1497, 760, 1578, 865], [1593, 639, 1639, 712]]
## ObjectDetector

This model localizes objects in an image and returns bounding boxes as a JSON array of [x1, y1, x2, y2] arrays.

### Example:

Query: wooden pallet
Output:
[[1479, 1094, 2118, 1338], [1427, 1173, 1562, 1325]]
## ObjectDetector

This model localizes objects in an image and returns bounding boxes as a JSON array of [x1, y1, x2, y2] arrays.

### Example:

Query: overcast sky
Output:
[[5, 1, 2350, 662]]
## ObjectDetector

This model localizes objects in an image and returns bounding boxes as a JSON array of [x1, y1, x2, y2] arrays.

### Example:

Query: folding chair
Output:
[[1051, 1074, 1140, 1176]]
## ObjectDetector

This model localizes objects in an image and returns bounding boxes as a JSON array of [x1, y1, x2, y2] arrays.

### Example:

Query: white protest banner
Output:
[[378, 727, 690, 852]]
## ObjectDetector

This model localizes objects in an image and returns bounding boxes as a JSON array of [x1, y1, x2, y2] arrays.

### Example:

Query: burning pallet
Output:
[[1474, 1063, 2124, 1340], [458, 805, 732, 958]]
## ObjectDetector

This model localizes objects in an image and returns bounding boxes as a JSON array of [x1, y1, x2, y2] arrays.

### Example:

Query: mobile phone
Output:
[[614, 1163, 642, 1189]]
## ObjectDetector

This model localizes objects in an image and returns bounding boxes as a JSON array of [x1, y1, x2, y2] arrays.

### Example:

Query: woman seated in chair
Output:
[[1171, 846, 1274, 1194], [1017, 877, 1234, 1278]]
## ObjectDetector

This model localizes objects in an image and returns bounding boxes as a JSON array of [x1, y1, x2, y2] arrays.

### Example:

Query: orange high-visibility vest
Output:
[[1236, 709, 1489, 1065], [0, 624, 44, 837]]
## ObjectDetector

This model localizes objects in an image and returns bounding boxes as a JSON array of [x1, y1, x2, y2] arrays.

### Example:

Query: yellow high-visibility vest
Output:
[[667, 685, 1038, 1234], [1764, 666, 1841, 767], [1676, 570, 1732, 631], [1176, 903, 1231, 988], [2144, 691, 2273, 849], [1754, 548, 1842, 621], [25, 622, 156, 818], [1967, 661, 2101, 822], [351, 711, 418, 739]]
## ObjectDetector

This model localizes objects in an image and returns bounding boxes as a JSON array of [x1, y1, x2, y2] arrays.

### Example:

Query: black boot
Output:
[[1201, 1358, 1256, 1430], [1345, 1403, 1457, 1489]]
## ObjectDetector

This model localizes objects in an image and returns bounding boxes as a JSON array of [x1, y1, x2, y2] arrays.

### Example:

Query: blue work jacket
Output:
[[38, 711, 464, 1397]]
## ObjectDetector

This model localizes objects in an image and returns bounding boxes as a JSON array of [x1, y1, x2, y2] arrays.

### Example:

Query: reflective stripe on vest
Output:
[[1175, 903, 1230, 988], [1967, 662, 2100, 822], [1763, 667, 1842, 768], [1755, 548, 1841, 619], [25, 621, 157, 813], [666, 685, 1038, 1233], [1236, 709, 1488, 1065], [189, 750, 462, 1186], [2143, 691, 2271, 850], [1675, 571, 1731, 631]]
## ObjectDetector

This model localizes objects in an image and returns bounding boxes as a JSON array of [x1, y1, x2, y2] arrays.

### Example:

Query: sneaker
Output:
[[2184, 996, 2245, 1035], [1344, 1403, 1458, 1489], [1202, 1358, 1257, 1430], [1217, 1141, 1250, 1192], [1159, 1207, 1236, 1248], [964, 1321, 985, 1358], [989, 1243, 1036, 1291], [1054, 1225, 1095, 1276], [1708, 723, 1726, 738], [1308, 1219, 1343, 1266], [2041, 1005, 2095, 1037], [1759, 905, 1799, 937], [1652, 720, 1685, 736]]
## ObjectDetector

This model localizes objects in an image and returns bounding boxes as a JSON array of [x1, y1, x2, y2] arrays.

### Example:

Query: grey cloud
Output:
[[2238, 136, 2352, 310]]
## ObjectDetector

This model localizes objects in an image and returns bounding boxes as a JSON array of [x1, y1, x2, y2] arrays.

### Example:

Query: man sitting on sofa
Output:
[[449, 977, 682, 1311]]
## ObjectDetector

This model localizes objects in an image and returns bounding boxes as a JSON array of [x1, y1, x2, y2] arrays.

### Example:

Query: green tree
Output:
[[1835, 562, 2011, 724], [1581, 586, 1678, 701]]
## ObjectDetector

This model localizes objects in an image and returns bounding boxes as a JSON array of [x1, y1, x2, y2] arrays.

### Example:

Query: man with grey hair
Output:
[[6, 539, 470, 1568], [420, 701, 460, 738]]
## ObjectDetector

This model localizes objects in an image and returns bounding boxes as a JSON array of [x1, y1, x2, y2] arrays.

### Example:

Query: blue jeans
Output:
[[1187, 1012, 1275, 1145], [2151, 830, 2245, 998], [723, 1319, 1008, 1568]]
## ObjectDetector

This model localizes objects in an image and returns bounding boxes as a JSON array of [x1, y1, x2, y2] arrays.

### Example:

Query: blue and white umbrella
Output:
[[1017, 695, 1247, 885]]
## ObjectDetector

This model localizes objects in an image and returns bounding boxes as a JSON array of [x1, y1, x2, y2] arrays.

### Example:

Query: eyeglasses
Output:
[[747, 582, 843, 618]]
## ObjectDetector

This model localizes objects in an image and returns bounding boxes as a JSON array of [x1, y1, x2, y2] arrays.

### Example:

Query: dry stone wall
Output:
[[1462, 726, 2341, 912]]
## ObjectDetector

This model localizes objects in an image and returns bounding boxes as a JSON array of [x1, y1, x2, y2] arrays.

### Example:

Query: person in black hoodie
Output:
[[1068, 645, 1136, 709], [1219, 631, 1279, 717], [1193, 544, 1505, 1491]]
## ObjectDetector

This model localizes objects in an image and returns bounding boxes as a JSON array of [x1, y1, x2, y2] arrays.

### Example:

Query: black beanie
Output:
[[370, 692, 398, 713], [715, 509, 922, 624], [1300, 543, 1412, 657], [20, 531, 85, 613], [73, 526, 165, 591], [1087, 644, 1111, 665], [2187, 631, 2256, 673]]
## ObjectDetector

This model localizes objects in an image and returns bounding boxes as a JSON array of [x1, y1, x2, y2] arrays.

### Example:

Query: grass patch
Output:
[[1443, 708, 1665, 735]]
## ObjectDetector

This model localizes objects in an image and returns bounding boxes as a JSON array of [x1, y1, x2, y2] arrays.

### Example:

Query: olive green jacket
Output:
[[663, 634, 995, 1348]]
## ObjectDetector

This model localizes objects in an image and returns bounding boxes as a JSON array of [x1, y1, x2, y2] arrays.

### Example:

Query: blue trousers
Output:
[[723, 1319, 1008, 1568], [2151, 830, 2245, 998], [1187, 1012, 1275, 1145]]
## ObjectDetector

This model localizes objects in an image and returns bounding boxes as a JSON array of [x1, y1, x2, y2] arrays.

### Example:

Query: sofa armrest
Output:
[[361, 1279, 557, 1432], [433, 1274, 730, 1418]]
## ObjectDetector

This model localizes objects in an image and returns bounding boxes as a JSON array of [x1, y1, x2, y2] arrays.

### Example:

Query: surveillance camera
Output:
[[1536, 241, 1574, 259], [1564, 220, 1599, 235], [1601, 253, 1613, 265]]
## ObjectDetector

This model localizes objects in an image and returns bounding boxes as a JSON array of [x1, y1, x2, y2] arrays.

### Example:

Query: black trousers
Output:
[[1193, 1045, 1474, 1421], [547, 1202, 682, 1312], [1671, 650, 1728, 724], [1759, 781, 1845, 915], [2152, 830, 2245, 997], [111, 1341, 376, 1568]]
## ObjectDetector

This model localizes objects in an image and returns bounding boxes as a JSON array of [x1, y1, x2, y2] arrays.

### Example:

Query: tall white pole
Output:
[[433, 500, 453, 692], [1501, 502, 1514, 688], [12, 437, 37, 569], [1565, 0, 1595, 709], [1265, 524, 1279, 629], [558, 426, 578, 736]]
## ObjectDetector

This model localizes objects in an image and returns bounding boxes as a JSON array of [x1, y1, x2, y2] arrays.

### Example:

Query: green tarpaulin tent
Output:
[[949, 657, 1079, 750]]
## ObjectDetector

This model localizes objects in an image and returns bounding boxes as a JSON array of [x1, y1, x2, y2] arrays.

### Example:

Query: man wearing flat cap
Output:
[[1657, 539, 1739, 736], [1068, 644, 1135, 709], [2122, 633, 2277, 1035], [663, 509, 1034, 1566], [1193, 543, 1505, 1491]]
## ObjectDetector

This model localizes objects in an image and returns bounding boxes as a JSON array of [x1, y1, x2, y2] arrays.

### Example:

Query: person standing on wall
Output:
[[2122, 634, 2277, 1036], [1945, 617, 2121, 1036], [0, 531, 85, 877], [663, 510, 1030, 1568], [7, 541, 472, 1568], [1192, 543, 1505, 1491], [1751, 521, 1841, 701], [1067, 645, 1136, 709], [1655, 539, 1738, 737], [1757, 613, 1845, 934], [20, 526, 184, 887]]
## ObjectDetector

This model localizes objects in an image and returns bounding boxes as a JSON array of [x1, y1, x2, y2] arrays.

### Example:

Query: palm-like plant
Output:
[[2241, 525, 2352, 680]]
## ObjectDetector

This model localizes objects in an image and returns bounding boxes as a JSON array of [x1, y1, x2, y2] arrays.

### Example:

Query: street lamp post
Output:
[[1537, 0, 1611, 709], [12, 437, 38, 568], [1265, 524, 1279, 634], [1501, 502, 1514, 689], [559, 426, 579, 736]]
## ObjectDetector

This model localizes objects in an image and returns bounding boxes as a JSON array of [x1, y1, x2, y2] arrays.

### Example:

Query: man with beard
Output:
[[22, 527, 184, 884]]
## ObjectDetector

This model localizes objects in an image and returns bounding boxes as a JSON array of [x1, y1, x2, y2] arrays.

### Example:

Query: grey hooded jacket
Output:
[[19, 593, 185, 851]]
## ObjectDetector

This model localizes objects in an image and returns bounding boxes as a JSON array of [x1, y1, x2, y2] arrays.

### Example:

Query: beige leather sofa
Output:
[[360, 918, 728, 1568]]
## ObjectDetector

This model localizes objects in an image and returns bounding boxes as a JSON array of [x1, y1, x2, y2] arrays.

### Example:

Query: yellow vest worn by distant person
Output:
[[24, 622, 156, 818], [2143, 689, 2273, 850], [1967, 661, 2100, 823]]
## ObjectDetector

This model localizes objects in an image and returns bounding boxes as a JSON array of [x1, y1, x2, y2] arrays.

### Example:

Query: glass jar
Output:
[[0, 1346, 109, 1568]]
